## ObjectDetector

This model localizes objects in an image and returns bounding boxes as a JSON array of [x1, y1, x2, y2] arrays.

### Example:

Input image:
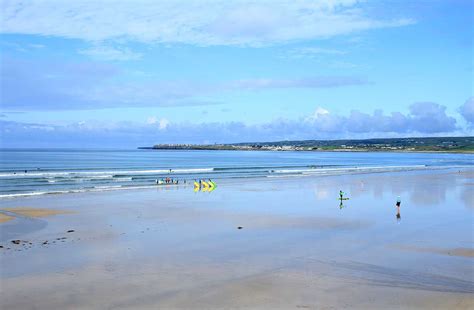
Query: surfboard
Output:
[[338, 198, 350, 200]]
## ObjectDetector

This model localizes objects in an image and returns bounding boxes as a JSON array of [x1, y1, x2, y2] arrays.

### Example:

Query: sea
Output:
[[0, 148, 473, 198]]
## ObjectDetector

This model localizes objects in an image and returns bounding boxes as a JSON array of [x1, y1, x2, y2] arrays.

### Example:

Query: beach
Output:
[[1, 167, 473, 309]]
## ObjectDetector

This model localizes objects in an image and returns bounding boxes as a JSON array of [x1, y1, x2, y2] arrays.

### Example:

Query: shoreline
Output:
[[1, 165, 470, 200], [141, 146, 474, 154], [140, 136, 474, 153]]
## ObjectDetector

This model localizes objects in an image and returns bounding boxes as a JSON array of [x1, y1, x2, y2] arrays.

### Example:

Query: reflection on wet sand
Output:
[[313, 170, 473, 209], [460, 186, 473, 209], [393, 245, 474, 258], [395, 196, 401, 222]]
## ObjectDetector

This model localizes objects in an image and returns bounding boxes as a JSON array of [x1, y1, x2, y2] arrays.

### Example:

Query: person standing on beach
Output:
[[339, 190, 344, 200], [396, 196, 401, 222]]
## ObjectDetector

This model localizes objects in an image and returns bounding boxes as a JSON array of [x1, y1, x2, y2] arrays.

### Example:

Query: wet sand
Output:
[[395, 245, 474, 258], [1, 207, 72, 218], [0, 213, 13, 223], [1, 168, 473, 309]]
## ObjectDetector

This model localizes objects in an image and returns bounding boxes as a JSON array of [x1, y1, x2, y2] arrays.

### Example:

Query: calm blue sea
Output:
[[0, 149, 473, 198]]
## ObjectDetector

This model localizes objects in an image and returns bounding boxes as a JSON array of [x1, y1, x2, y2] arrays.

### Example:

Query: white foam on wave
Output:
[[0, 168, 214, 178], [0, 184, 160, 199], [274, 165, 427, 174]]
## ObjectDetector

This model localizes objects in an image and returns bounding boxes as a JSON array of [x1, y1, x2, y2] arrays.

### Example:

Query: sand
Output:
[[395, 245, 474, 258], [1, 168, 473, 309], [0, 213, 14, 223], [1, 207, 72, 218]]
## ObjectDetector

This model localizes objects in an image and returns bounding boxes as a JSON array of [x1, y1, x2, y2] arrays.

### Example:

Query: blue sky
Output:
[[0, 0, 473, 147]]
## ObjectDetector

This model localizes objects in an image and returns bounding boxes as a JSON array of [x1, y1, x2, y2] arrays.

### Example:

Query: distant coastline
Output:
[[140, 136, 474, 153]]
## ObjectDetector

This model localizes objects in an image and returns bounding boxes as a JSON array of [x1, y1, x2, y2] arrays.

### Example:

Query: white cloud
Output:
[[313, 107, 330, 118], [460, 97, 474, 125], [159, 118, 170, 130], [146, 117, 169, 130], [1, 1, 415, 47]]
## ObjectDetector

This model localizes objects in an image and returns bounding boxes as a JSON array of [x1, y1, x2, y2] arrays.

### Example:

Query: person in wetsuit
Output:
[[396, 196, 401, 222]]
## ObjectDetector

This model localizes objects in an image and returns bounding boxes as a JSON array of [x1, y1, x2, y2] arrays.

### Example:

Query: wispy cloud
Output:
[[228, 76, 369, 90], [1, 58, 370, 110], [1, 1, 415, 47], [1, 40, 46, 52], [285, 47, 347, 59], [280, 47, 360, 69], [78, 45, 142, 61]]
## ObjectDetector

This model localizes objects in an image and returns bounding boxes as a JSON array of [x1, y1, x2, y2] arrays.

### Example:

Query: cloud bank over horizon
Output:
[[1, 101, 468, 148], [460, 97, 474, 126]]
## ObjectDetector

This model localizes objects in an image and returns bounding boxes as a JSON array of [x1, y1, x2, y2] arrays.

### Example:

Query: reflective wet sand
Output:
[[1, 168, 473, 309]]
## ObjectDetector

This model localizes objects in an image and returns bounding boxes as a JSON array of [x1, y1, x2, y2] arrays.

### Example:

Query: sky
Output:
[[0, 0, 473, 148]]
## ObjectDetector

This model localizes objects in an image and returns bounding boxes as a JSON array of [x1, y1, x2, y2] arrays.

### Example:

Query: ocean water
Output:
[[0, 149, 473, 198]]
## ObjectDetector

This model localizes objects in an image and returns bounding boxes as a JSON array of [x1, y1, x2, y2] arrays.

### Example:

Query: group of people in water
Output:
[[338, 190, 402, 222], [154, 177, 217, 191], [155, 177, 185, 185]]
